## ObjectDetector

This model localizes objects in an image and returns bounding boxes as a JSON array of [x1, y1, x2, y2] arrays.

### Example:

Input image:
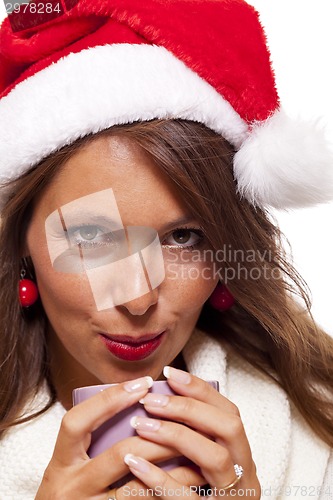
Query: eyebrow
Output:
[[57, 211, 198, 232], [60, 213, 122, 228], [160, 216, 199, 233]]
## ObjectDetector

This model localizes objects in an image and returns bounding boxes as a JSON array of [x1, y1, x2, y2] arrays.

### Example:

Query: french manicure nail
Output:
[[123, 376, 153, 393], [124, 453, 150, 473], [140, 393, 169, 407], [163, 366, 191, 384], [130, 416, 161, 431]]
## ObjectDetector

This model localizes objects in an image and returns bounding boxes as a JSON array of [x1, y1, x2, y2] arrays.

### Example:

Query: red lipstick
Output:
[[100, 331, 165, 361]]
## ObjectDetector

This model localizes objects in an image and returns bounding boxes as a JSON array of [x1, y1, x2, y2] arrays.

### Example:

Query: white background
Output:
[[1, 1, 332, 334]]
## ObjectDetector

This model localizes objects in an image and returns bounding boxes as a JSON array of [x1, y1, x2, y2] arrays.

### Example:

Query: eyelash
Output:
[[66, 224, 114, 248], [162, 226, 205, 251]]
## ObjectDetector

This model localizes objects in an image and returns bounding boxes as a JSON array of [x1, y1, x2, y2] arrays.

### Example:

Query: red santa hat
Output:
[[0, 0, 332, 209]]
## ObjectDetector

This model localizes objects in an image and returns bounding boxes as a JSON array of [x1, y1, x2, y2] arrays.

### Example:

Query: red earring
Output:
[[209, 282, 235, 311], [19, 270, 39, 308]]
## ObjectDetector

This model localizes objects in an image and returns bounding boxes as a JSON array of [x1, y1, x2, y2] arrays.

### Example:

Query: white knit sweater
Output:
[[0, 329, 332, 499]]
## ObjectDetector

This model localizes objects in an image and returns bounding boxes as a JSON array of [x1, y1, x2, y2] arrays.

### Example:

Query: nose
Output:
[[120, 287, 159, 315]]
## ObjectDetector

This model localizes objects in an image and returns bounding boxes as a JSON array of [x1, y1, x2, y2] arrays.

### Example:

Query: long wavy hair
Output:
[[1, 120, 333, 446]]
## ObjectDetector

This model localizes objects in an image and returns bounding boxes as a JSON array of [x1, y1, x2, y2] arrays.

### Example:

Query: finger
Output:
[[121, 466, 206, 500], [140, 392, 252, 469], [163, 366, 239, 415], [53, 376, 153, 464], [84, 435, 178, 492], [120, 454, 199, 499], [130, 416, 238, 490], [168, 466, 206, 487], [115, 477, 155, 500], [161, 368, 259, 490]]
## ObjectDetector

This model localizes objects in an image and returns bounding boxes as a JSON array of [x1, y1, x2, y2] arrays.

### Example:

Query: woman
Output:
[[0, 1, 332, 499]]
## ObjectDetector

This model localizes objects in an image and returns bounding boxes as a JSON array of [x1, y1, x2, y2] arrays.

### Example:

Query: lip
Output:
[[100, 330, 166, 361]]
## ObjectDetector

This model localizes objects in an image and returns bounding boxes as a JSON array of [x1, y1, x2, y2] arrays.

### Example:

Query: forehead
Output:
[[34, 135, 188, 222]]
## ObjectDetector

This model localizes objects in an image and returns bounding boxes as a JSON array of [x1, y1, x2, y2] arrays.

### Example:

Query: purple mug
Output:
[[73, 379, 219, 488]]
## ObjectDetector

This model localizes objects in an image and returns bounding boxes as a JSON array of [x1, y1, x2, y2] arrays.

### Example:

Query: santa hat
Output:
[[0, 0, 332, 209]]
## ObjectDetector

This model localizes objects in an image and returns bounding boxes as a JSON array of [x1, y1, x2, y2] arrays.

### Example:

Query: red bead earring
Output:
[[208, 282, 235, 311], [19, 269, 39, 308]]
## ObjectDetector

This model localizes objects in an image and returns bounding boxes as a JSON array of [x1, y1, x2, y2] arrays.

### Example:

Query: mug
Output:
[[73, 379, 219, 487]]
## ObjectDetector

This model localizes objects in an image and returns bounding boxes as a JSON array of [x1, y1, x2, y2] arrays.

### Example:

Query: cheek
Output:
[[32, 250, 95, 318], [39, 272, 94, 314], [163, 260, 218, 315], [27, 226, 94, 314]]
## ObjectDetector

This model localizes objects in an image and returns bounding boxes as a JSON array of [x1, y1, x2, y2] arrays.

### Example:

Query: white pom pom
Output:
[[233, 109, 333, 209]]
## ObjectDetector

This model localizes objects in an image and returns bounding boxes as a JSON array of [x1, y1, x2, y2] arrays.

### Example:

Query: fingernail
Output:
[[123, 376, 153, 393], [124, 453, 150, 473], [163, 366, 191, 384], [130, 416, 161, 432], [139, 393, 169, 407]]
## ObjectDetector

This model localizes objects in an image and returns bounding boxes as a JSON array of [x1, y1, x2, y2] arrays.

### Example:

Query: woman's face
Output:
[[26, 135, 218, 407]]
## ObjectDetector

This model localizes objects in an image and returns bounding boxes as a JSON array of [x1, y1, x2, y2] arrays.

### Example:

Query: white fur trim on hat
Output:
[[234, 109, 333, 209], [1, 44, 333, 209], [0, 43, 248, 184]]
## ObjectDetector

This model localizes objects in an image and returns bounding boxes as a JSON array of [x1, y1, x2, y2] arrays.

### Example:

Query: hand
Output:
[[114, 367, 261, 499], [35, 376, 188, 499]]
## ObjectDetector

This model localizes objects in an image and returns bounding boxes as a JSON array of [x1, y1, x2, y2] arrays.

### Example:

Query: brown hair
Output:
[[1, 119, 333, 446]]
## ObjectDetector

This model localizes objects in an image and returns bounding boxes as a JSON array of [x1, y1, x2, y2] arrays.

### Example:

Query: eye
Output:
[[77, 225, 99, 241], [68, 225, 113, 247], [163, 228, 203, 249]]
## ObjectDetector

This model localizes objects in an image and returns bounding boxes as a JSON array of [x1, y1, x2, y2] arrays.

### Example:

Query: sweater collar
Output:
[[183, 328, 330, 494]]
